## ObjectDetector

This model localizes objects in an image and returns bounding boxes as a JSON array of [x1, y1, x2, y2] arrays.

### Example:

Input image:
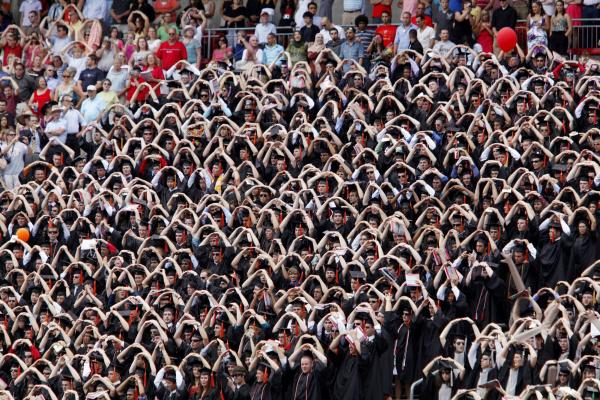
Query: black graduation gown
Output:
[[420, 373, 460, 400], [537, 232, 573, 289], [329, 348, 368, 400], [465, 273, 507, 327], [414, 310, 446, 374], [361, 333, 389, 400], [386, 311, 420, 385], [290, 361, 325, 400], [568, 231, 599, 280], [223, 383, 251, 400], [498, 364, 532, 396]]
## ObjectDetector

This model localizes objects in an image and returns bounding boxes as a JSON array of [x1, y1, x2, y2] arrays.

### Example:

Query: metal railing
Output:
[[199, 18, 599, 64]]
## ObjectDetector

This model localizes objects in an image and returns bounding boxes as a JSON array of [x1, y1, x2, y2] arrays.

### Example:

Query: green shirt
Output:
[[157, 23, 179, 41]]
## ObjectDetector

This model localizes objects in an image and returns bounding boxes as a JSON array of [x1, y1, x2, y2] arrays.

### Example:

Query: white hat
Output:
[[86, 85, 97, 91]]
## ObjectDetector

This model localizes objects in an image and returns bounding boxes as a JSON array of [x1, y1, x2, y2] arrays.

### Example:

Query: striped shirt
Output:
[[356, 28, 375, 49], [343, 0, 363, 12]]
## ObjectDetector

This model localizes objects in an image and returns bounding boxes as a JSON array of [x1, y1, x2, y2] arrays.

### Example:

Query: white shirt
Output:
[[294, 0, 311, 27], [66, 55, 87, 81], [476, 368, 490, 398], [320, 26, 346, 44], [20, 0, 42, 27], [255, 23, 277, 44], [63, 108, 86, 134], [80, 96, 107, 123], [2, 141, 28, 175], [45, 118, 68, 143], [343, 0, 364, 11], [506, 368, 519, 395], [438, 384, 452, 400], [432, 40, 455, 56], [417, 26, 435, 52], [82, 0, 108, 20], [51, 35, 72, 55]]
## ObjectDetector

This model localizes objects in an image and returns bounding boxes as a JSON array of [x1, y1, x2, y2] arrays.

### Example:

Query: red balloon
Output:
[[16, 228, 30, 242], [497, 27, 517, 52]]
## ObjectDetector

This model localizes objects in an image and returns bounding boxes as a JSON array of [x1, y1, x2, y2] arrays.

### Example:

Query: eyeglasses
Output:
[[48, 230, 59, 234]]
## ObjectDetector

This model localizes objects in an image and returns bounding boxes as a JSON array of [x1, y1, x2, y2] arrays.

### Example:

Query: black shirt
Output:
[[492, 5, 518, 31], [79, 68, 106, 90]]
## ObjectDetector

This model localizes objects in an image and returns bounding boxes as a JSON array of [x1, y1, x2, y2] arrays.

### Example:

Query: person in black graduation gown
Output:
[[353, 311, 389, 400], [537, 220, 573, 289], [568, 216, 599, 281], [388, 301, 420, 400], [154, 369, 187, 400], [420, 358, 465, 400], [288, 344, 327, 400], [497, 344, 536, 397], [465, 349, 498, 398], [328, 331, 369, 400], [464, 261, 507, 327], [249, 359, 282, 400], [222, 366, 251, 400]]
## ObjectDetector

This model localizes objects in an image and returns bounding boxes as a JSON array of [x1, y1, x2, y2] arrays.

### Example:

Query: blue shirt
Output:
[[339, 40, 364, 71], [263, 44, 285, 65], [394, 23, 417, 51], [80, 96, 107, 124]]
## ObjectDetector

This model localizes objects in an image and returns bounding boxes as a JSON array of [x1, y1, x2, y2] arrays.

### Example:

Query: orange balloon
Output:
[[16, 228, 30, 242]]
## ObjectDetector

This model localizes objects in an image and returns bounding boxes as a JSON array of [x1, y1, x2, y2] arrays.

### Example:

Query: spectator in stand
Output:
[[412, 2, 434, 26], [78, 54, 105, 93], [287, 29, 308, 64], [46, 23, 72, 56], [408, 28, 424, 53], [371, 0, 392, 22], [339, 27, 364, 71], [343, 0, 365, 25], [156, 28, 188, 71], [28, 76, 51, 117], [526, 1, 549, 51], [182, 26, 202, 67], [0, 30, 25, 67], [299, 12, 319, 43], [416, 14, 436, 52], [154, 0, 181, 20], [130, 0, 156, 21], [355, 15, 375, 49], [433, 0, 454, 38], [326, 27, 345, 55], [263, 33, 285, 65], [19, 0, 42, 29], [13, 63, 36, 103], [105, 54, 129, 98], [111, 0, 132, 26], [294, 0, 311, 27], [452, 0, 475, 45], [279, 0, 296, 26], [393, 12, 417, 53], [157, 13, 180, 41], [255, 10, 277, 44], [402, 0, 419, 16], [307, 2, 322, 27], [222, 0, 247, 28], [320, 17, 345, 44], [375, 10, 397, 48], [492, 0, 518, 50], [474, 9, 494, 52], [549, 0, 573, 55], [432, 28, 455, 55], [80, 85, 106, 123], [0, 129, 30, 188], [77, 0, 108, 21], [211, 35, 233, 63]]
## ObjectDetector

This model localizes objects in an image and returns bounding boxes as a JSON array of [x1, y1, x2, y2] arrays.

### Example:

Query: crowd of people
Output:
[[0, 0, 600, 400]]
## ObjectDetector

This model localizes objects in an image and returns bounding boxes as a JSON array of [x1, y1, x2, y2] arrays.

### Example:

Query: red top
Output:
[[373, 3, 392, 18], [375, 25, 398, 48], [143, 66, 165, 95], [3, 43, 23, 65], [126, 76, 149, 102], [32, 88, 51, 116], [156, 40, 188, 70], [411, 15, 433, 27]]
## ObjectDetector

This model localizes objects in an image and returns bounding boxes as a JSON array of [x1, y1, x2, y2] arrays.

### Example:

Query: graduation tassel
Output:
[[93, 280, 96, 295], [219, 323, 225, 338], [335, 269, 339, 285], [210, 372, 215, 388], [263, 367, 269, 384]]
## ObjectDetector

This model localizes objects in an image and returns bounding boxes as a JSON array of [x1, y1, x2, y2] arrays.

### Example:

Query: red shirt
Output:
[[375, 24, 398, 48], [411, 15, 433, 27], [126, 76, 149, 102], [156, 40, 188, 70], [3, 43, 22, 66], [373, 3, 392, 18]]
